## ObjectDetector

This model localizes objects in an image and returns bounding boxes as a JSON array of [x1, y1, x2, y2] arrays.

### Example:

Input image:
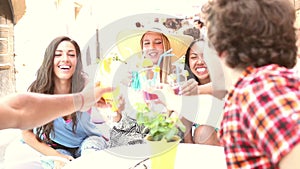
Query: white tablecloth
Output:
[[63, 143, 226, 169]]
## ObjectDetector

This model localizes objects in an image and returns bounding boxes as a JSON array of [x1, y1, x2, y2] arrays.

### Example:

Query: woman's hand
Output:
[[48, 154, 73, 169], [180, 79, 198, 96], [54, 154, 74, 169], [152, 83, 180, 111], [53, 160, 68, 169], [113, 95, 125, 122]]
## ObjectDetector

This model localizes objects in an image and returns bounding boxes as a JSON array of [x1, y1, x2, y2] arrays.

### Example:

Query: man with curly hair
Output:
[[202, 0, 300, 168]]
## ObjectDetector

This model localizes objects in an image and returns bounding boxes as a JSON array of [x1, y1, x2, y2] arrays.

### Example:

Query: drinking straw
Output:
[[157, 49, 174, 66], [176, 65, 180, 85], [153, 49, 175, 85]]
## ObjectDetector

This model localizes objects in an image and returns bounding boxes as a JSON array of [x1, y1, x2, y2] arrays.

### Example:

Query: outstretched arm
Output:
[[153, 84, 224, 128], [0, 82, 113, 130]]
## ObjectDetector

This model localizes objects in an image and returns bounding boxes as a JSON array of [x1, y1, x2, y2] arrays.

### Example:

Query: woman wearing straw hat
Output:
[[117, 26, 194, 83], [108, 26, 197, 147]]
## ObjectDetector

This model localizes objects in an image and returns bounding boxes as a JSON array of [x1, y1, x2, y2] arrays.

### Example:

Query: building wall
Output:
[[14, 0, 76, 92], [0, 0, 15, 96], [14, 0, 205, 92], [17, 0, 296, 92]]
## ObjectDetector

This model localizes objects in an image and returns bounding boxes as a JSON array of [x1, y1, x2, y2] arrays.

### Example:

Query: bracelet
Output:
[[78, 93, 84, 111]]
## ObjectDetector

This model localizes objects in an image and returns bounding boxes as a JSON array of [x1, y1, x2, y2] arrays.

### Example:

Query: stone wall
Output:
[[0, 0, 15, 96]]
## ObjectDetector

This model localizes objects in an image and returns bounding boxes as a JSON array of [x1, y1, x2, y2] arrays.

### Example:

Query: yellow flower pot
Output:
[[145, 135, 181, 169]]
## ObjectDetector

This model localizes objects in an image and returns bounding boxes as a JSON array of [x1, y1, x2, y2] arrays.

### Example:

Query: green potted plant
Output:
[[135, 102, 186, 142], [135, 103, 185, 142], [135, 102, 186, 169]]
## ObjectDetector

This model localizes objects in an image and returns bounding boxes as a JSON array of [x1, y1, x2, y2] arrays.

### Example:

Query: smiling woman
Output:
[[4, 36, 108, 169], [53, 40, 78, 81], [180, 39, 220, 146]]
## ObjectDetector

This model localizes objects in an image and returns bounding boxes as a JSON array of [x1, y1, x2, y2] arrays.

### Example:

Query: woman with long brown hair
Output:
[[7, 36, 108, 169]]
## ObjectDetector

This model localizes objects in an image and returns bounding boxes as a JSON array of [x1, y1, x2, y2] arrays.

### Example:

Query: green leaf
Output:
[[158, 127, 167, 132], [165, 128, 178, 141], [135, 101, 184, 141], [153, 134, 163, 141]]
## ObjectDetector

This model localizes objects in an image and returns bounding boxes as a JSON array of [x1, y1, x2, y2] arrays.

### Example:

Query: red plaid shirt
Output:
[[219, 64, 300, 169]]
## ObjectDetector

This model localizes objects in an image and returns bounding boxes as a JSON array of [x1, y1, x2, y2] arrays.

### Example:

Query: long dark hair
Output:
[[27, 36, 85, 143], [184, 39, 206, 85]]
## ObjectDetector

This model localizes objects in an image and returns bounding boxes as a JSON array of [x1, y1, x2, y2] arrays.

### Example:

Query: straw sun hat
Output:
[[116, 27, 193, 63]]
